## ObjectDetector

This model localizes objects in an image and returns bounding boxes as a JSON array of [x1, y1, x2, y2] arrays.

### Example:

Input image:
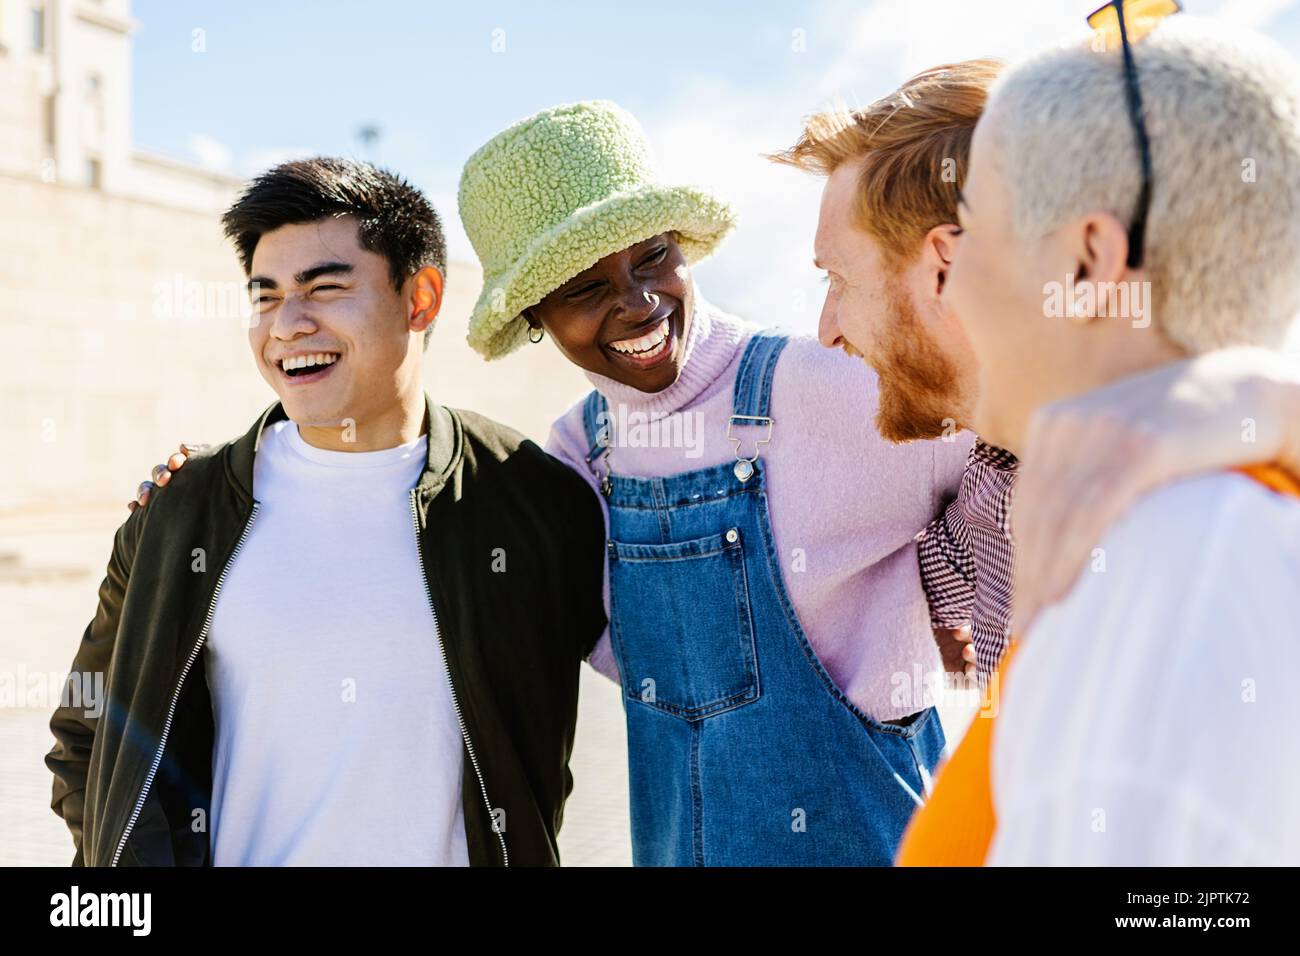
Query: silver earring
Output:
[[527, 325, 544, 344]]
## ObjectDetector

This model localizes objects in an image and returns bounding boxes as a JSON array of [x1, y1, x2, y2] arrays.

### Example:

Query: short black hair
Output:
[[221, 157, 446, 349]]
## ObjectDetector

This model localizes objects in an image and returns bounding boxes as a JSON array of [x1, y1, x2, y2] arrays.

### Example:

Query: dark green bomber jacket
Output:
[[45, 394, 607, 867]]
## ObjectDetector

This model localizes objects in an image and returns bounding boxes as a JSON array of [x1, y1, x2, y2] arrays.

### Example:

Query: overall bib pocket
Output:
[[608, 526, 760, 720]]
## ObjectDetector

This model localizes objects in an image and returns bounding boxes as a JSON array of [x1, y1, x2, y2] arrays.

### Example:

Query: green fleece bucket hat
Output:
[[458, 100, 737, 359]]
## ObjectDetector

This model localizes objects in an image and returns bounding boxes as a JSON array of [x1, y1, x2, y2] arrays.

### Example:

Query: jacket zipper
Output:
[[408, 489, 509, 867], [110, 502, 261, 867]]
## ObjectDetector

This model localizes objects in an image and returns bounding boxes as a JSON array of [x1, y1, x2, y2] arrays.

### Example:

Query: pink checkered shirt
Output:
[[916, 439, 1020, 687]]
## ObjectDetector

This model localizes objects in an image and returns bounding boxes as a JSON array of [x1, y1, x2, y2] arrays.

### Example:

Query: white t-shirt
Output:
[[989, 472, 1300, 866], [204, 419, 469, 866]]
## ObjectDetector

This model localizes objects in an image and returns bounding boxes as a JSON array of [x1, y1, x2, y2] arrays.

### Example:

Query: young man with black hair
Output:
[[46, 158, 606, 867]]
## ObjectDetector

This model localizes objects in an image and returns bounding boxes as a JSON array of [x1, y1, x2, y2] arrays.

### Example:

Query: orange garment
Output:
[[896, 463, 1300, 867]]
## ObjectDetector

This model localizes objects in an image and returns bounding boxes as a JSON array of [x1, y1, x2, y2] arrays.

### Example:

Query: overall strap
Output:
[[731, 327, 791, 418], [727, 328, 791, 481], [581, 389, 610, 465]]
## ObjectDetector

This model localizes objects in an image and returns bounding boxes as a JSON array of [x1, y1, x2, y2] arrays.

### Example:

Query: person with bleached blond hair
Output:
[[900, 9, 1300, 866]]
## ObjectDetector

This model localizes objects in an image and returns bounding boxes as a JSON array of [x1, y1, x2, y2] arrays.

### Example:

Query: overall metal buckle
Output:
[[726, 415, 773, 483]]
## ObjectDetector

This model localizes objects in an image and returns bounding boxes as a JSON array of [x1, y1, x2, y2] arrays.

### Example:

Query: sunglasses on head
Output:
[[1086, 0, 1183, 269]]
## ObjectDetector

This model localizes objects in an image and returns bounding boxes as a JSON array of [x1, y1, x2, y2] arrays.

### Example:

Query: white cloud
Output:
[[1215, 0, 1300, 28], [187, 133, 233, 173], [816, 0, 1090, 98]]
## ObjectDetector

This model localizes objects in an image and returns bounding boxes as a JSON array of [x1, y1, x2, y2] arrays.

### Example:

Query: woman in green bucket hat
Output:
[[458, 100, 974, 866]]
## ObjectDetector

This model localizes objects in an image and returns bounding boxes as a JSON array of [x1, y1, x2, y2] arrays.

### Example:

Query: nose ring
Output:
[[643, 291, 660, 309]]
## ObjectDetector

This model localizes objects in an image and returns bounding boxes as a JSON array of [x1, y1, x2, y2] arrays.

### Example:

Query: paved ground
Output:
[[560, 669, 632, 866], [2, 709, 75, 866], [1, 507, 970, 868]]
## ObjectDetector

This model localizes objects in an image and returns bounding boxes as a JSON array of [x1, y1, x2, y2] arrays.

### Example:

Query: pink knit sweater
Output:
[[544, 290, 973, 721]]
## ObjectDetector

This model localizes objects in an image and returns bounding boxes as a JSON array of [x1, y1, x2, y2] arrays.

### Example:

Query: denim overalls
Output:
[[582, 328, 946, 866]]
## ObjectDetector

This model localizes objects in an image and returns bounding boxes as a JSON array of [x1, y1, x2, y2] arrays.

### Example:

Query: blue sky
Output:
[[131, 0, 1300, 329]]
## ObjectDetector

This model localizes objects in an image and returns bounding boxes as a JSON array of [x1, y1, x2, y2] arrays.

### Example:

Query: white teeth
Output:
[[610, 319, 671, 356], [281, 353, 339, 371]]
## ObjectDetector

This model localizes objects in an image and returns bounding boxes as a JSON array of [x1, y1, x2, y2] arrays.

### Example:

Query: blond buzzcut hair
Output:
[[984, 17, 1300, 352], [771, 58, 1003, 267]]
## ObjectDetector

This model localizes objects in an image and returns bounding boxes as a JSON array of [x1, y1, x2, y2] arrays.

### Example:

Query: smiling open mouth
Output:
[[606, 317, 673, 365], [278, 352, 340, 379]]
